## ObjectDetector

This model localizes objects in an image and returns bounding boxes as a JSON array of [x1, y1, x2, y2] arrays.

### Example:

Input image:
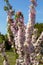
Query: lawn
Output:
[[0, 51, 43, 65], [0, 51, 18, 65]]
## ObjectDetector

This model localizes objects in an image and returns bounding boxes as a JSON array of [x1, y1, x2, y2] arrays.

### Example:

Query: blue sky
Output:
[[0, 0, 43, 34]]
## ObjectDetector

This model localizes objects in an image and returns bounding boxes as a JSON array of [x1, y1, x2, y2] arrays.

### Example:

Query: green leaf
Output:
[[4, 0, 8, 2], [4, 6, 9, 11]]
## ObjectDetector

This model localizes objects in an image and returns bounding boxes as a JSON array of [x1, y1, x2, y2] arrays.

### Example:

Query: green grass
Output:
[[0, 51, 43, 65], [0, 51, 18, 65]]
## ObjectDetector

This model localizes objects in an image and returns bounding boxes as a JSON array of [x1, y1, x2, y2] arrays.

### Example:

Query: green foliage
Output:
[[4, 6, 9, 11], [34, 23, 43, 37], [0, 33, 11, 50], [35, 23, 43, 55], [4, 34, 12, 50], [0, 51, 18, 65], [4, 0, 12, 11], [40, 42, 43, 47], [0, 33, 5, 43], [5, 40, 11, 50], [4, 0, 8, 2]]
